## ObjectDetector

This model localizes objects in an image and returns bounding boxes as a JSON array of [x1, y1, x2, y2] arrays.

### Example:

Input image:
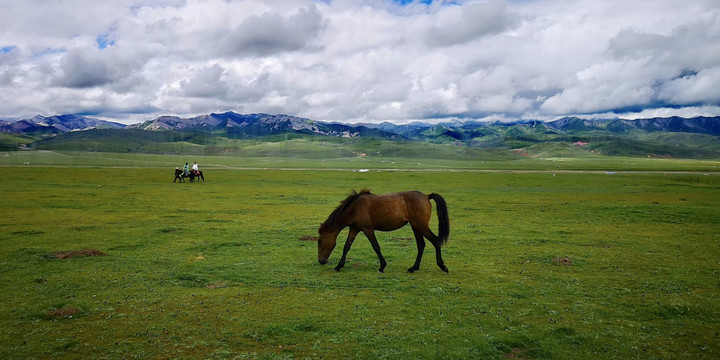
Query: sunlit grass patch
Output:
[[0, 167, 718, 359]]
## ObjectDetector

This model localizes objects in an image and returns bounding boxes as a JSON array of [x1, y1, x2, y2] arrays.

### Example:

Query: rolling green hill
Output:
[[22, 127, 719, 160]]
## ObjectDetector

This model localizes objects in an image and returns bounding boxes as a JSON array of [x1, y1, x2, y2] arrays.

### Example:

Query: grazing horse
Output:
[[317, 189, 450, 273]]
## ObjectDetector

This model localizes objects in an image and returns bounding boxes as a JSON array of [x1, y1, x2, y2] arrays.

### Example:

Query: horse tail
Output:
[[429, 193, 449, 245]]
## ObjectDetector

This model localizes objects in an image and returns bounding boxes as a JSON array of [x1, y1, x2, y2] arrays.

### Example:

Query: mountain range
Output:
[[2, 112, 719, 158], [0, 114, 124, 135], [3, 112, 720, 137]]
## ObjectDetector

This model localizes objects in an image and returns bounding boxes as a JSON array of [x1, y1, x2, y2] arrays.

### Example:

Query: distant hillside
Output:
[[546, 116, 720, 136], [0, 114, 124, 135], [2, 112, 719, 158], [129, 112, 400, 139]]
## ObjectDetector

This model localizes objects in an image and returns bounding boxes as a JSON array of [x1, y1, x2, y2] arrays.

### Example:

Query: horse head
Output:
[[317, 223, 339, 265]]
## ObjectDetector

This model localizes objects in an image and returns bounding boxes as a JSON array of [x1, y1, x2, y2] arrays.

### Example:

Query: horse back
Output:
[[359, 191, 430, 231], [400, 190, 433, 220]]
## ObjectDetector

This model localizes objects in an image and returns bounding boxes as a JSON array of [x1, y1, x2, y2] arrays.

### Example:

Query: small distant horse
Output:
[[317, 189, 450, 273], [173, 169, 205, 183], [173, 168, 186, 183], [190, 170, 204, 182]]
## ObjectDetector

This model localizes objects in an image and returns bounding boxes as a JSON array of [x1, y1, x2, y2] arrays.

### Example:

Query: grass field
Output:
[[2, 149, 720, 172], [1, 163, 719, 359]]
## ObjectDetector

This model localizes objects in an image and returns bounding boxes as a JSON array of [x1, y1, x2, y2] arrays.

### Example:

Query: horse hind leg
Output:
[[408, 227, 426, 273], [421, 227, 448, 273], [432, 240, 448, 273]]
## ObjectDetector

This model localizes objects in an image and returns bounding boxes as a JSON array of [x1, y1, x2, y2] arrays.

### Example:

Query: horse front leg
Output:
[[408, 227, 426, 273], [335, 228, 359, 272], [364, 230, 387, 272]]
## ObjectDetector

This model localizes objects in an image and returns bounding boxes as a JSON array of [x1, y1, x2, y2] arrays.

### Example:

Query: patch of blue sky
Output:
[[96, 34, 115, 49], [32, 47, 66, 59], [393, 0, 435, 5], [1, 46, 17, 53]]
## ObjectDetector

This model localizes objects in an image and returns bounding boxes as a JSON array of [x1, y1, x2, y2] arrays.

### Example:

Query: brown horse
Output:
[[318, 189, 450, 273]]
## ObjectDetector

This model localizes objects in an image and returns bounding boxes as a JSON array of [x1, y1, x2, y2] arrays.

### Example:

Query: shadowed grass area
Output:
[[1, 167, 719, 359]]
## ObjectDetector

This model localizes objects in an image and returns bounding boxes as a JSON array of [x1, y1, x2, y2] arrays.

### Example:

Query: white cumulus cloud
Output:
[[1, 0, 719, 124]]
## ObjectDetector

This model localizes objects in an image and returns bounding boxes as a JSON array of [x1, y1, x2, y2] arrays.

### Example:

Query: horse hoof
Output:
[[442, 267, 449, 273], [407, 268, 417, 273]]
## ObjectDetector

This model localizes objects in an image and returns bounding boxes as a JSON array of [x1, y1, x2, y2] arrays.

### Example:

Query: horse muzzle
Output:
[[318, 257, 328, 265]]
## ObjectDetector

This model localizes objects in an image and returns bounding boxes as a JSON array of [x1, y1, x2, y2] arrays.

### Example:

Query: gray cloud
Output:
[[217, 5, 325, 57], [52, 43, 152, 90], [180, 64, 228, 98], [426, 0, 518, 47], [608, 29, 669, 59], [53, 49, 115, 88]]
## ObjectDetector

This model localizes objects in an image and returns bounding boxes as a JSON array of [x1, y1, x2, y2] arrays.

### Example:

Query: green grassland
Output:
[[2, 147, 720, 172], [1, 166, 719, 359]]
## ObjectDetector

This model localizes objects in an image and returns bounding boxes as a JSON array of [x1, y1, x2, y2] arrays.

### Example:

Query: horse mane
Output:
[[321, 189, 371, 231]]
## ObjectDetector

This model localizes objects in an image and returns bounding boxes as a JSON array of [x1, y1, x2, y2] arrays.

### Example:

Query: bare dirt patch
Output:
[[586, 243, 611, 248], [505, 347, 530, 359], [299, 235, 318, 241], [47, 306, 79, 318], [48, 249, 107, 260], [553, 257, 574, 266], [206, 282, 229, 289]]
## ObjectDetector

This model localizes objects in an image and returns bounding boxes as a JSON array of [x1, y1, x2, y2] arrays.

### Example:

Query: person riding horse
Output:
[[173, 166, 204, 183], [173, 167, 185, 183], [191, 161, 199, 177]]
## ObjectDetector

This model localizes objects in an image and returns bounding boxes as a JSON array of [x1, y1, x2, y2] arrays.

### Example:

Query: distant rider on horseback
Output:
[[183, 162, 190, 177], [192, 161, 199, 177]]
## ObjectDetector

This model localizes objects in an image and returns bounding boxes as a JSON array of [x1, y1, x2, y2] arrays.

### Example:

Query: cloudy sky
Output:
[[1, 0, 719, 124]]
